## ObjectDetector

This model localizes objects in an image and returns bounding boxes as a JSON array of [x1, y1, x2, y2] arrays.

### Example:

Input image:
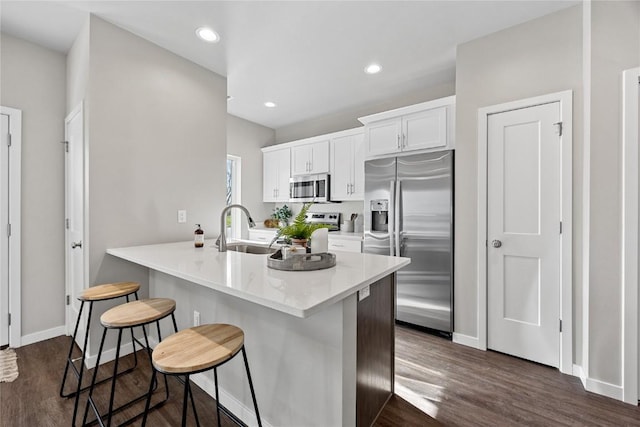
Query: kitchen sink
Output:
[[225, 243, 277, 255]]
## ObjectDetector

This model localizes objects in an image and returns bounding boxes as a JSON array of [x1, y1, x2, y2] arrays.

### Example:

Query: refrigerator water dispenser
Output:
[[370, 199, 389, 232]]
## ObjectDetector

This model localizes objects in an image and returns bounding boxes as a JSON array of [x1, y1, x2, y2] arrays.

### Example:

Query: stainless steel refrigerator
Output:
[[364, 151, 453, 333]]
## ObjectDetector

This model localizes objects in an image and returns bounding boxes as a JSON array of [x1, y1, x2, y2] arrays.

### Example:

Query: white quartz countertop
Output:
[[107, 240, 409, 318]]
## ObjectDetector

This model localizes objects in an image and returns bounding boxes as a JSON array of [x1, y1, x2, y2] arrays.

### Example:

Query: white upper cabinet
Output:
[[291, 139, 330, 176], [262, 147, 291, 202], [359, 95, 455, 159], [330, 129, 364, 201]]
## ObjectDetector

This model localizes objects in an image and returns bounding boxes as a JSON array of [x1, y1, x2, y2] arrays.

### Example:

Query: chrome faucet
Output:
[[216, 204, 256, 252]]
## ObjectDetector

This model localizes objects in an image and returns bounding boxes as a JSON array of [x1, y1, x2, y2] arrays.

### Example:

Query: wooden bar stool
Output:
[[82, 298, 178, 427], [60, 281, 140, 426], [141, 324, 262, 427]]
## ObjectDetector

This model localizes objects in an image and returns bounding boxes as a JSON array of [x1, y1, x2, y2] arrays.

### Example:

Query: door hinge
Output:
[[8, 313, 11, 326], [65, 218, 70, 229], [554, 122, 563, 137], [560, 221, 563, 234], [60, 140, 69, 152], [6, 223, 10, 238], [559, 319, 562, 332], [7, 133, 11, 147], [66, 295, 70, 306]]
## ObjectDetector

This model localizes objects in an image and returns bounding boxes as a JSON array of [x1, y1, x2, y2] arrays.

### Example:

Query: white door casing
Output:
[[0, 107, 21, 348], [65, 103, 87, 347], [487, 102, 561, 368], [475, 90, 573, 375], [1, 113, 9, 347], [621, 67, 640, 404]]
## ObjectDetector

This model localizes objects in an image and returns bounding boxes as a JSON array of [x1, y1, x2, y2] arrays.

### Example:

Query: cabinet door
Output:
[[309, 140, 329, 174], [291, 144, 312, 176], [402, 107, 447, 151], [365, 119, 401, 158], [330, 136, 352, 201], [263, 150, 278, 202], [276, 148, 291, 202], [351, 133, 365, 200]]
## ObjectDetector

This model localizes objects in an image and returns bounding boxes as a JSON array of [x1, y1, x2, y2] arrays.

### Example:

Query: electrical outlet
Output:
[[193, 310, 200, 327], [177, 210, 187, 224]]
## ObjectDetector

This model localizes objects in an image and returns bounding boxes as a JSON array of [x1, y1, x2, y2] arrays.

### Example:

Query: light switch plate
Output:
[[177, 210, 187, 223], [358, 285, 370, 301]]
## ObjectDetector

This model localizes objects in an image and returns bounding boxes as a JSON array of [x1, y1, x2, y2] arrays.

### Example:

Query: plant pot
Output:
[[291, 238, 308, 248]]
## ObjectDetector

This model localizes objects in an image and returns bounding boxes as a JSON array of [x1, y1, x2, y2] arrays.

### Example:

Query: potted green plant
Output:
[[276, 202, 328, 247], [272, 204, 293, 227]]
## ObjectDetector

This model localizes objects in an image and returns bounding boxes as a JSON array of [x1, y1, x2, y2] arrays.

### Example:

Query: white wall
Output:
[[586, 0, 640, 386], [227, 114, 275, 231], [454, 5, 583, 358], [0, 33, 67, 336]]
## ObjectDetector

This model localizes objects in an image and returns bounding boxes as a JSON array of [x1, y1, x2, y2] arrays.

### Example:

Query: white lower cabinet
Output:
[[249, 228, 278, 243], [327, 236, 362, 253]]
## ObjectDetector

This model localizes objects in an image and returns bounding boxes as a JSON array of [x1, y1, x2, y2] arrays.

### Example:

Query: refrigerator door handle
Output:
[[389, 180, 396, 256], [395, 180, 402, 257]]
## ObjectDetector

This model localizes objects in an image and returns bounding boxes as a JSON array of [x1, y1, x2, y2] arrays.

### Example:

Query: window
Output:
[[226, 155, 242, 239]]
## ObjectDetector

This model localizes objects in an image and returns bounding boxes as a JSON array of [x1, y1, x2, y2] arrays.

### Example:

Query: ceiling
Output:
[[1, 1, 578, 129]]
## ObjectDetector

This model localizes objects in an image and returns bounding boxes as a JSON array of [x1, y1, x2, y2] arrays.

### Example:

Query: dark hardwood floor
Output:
[[390, 325, 640, 426], [2, 329, 640, 426]]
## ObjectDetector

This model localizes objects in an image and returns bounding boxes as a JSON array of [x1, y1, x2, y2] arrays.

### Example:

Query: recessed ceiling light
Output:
[[196, 27, 220, 43], [264, 101, 277, 108], [365, 63, 382, 74]]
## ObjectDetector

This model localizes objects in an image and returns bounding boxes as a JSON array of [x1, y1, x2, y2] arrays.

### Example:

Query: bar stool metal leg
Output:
[[214, 367, 221, 427], [62, 291, 142, 427], [83, 301, 177, 427], [242, 346, 262, 427]]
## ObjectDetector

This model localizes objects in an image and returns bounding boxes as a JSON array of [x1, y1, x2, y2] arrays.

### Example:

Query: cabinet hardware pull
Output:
[[397, 134, 400, 148]]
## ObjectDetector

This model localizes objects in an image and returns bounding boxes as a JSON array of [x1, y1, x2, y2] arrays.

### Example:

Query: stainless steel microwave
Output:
[[290, 174, 330, 203]]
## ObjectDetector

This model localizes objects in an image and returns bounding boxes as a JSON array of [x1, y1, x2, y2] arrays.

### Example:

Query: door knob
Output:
[[71, 241, 82, 249], [491, 240, 502, 248]]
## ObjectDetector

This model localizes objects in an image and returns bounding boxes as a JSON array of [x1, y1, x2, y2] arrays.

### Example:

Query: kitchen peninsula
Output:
[[107, 240, 409, 427]]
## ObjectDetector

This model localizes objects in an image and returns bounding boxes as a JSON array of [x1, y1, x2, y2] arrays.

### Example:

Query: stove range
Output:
[[304, 212, 341, 231]]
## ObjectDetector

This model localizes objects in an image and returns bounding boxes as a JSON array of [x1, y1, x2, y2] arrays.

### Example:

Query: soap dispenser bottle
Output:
[[194, 224, 204, 248]]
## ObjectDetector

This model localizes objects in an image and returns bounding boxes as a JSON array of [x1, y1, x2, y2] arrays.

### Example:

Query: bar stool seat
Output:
[[60, 281, 140, 426], [142, 324, 262, 427], [83, 298, 178, 427], [153, 324, 244, 374], [101, 298, 176, 328], [80, 282, 140, 302]]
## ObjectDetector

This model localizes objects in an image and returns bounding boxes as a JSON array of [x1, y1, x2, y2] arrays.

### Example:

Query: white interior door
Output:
[[487, 102, 561, 368], [0, 113, 9, 347], [65, 104, 86, 345]]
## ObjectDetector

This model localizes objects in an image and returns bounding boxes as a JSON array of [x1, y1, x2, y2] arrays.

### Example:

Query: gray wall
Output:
[[227, 114, 276, 231], [454, 4, 584, 359], [74, 16, 227, 353], [0, 34, 67, 336], [586, 0, 640, 385]]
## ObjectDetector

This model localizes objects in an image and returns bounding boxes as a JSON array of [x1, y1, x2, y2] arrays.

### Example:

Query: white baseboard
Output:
[[190, 371, 271, 427], [20, 325, 66, 347], [84, 341, 135, 369], [452, 332, 483, 350], [585, 376, 624, 401], [572, 364, 587, 388]]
